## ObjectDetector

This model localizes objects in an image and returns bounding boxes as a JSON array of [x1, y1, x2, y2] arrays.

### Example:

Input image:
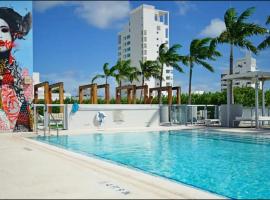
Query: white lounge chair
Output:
[[258, 116, 270, 127], [204, 119, 221, 126], [233, 116, 255, 127]]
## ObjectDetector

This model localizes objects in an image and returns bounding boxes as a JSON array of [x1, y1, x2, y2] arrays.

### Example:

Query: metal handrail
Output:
[[49, 113, 60, 136]]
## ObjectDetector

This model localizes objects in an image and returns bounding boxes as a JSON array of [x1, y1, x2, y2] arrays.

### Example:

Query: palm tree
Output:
[[258, 16, 270, 50], [91, 63, 112, 84], [110, 59, 133, 99], [216, 7, 267, 104], [157, 43, 184, 104], [182, 38, 221, 104], [110, 60, 132, 87], [138, 60, 161, 102], [128, 66, 141, 84]]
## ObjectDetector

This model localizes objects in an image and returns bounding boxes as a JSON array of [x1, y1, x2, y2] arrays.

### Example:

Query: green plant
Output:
[[91, 63, 112, 84], [157, 43, 184, 104], [216, 7, 267, 104], [258, 15, 270, 50], [181, 38, 221, 104]]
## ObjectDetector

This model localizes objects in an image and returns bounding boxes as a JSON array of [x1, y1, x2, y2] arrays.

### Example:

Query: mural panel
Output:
[[0, 4, 33, 132]]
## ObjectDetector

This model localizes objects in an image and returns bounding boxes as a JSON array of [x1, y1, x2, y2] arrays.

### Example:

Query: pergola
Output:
[[223, 71, 270, 128]]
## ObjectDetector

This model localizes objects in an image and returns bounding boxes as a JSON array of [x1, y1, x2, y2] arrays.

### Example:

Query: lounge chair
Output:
[[204, 119, 221, 126], [258, 116, 270, 127], [233, 116, 255, 127]]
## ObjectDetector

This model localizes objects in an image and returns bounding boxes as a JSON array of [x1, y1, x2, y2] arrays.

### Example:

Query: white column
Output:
[[262, 80, 265, 116], [226, 80, 231, 127], [255, 78, 259, 129]]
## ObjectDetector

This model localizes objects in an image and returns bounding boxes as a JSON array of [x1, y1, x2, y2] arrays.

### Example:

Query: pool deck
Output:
[[1, 126, 268, 199]]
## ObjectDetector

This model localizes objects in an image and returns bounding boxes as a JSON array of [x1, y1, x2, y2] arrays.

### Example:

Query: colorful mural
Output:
[[0, 6, 33, 132]]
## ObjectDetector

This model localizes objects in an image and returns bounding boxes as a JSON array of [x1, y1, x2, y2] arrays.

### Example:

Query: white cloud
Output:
[[176, 1, 196, 16], [34, 1, 130, 29], [200, 18, 226, 37], [34, 1, 67, 13]]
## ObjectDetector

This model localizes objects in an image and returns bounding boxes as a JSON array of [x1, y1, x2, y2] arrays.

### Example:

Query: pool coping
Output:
[[23, 135, 226, 199]]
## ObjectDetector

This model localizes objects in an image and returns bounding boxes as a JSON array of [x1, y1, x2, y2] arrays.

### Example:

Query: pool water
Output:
[[34, 130, 270, 199]]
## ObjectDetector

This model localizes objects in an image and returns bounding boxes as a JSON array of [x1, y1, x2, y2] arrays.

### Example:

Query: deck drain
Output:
[[23, 147, 33, 151], [99, 181, 130, 195]]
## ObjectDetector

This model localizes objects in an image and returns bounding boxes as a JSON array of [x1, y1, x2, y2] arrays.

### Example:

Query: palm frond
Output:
[[237, 7, 255, 24], [196, 60, 214, 72], [258, 36, 270, 50], [91, 74, 105, 83], [267, 16, 270, 25]]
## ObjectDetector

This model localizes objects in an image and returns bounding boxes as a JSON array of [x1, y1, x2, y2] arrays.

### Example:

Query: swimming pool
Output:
[[34, 129, 270, 199]]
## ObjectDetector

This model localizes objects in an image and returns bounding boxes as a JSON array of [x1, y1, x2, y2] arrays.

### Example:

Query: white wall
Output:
[[67, 104, 160, 130]]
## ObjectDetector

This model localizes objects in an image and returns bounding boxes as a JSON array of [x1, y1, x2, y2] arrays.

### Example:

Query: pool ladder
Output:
[[48, 113, 60, 136]]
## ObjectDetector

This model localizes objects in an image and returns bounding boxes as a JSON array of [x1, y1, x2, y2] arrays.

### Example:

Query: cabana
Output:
[[223, 71, 270, 128]]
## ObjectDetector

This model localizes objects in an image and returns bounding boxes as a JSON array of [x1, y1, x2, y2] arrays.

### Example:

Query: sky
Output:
[[32, 1, 270, 96], [1, 1, 33, 74]]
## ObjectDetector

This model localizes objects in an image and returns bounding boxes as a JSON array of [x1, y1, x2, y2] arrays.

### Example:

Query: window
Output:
[[157, 38, 159, 40], [127, 47, 131, 51], [144, 37, 147, 42], [157, 26, 161, 31], [118, 35, 121, 44], [144, 50, 147, 55], [155, 14, 158, 21], [143, 30, 147, 35], [143, 56, 147, 61], [127, 41, 130, 45], [160, 15, 163, 22], [166, 76, 170, 80], [127, 53, 130, 58], [164, 13, 168, 25], [166, 70, 170, 73], [126, 35, 130, 39], [143, 43, 147, 48], [165, 28, 168, 38], [166, 82, 171, 86]]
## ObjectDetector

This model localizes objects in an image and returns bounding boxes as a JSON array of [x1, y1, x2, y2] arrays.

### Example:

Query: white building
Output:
[[118, 4, 173, 89], [32, 72, 71, 101], [221, 52, 261, 90]]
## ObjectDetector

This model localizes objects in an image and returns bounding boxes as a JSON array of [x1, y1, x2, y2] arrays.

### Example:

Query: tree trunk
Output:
[[158, 63, 164, 105], [119, 80, 122, 100], [229, 44, 234, 104], [139, 75, 144, 103], [188, 62, 193, 105]]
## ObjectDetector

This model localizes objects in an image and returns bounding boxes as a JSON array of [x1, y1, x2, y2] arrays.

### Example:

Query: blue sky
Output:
[[32, 1, 270, 95], [2, 1, 33, 74]]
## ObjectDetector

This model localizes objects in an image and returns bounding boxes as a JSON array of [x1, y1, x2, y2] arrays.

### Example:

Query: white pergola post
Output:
[[262, 80, 265, 116], [226, 80, 231, 127], [262, 80, 265, 126], [255, 78, 259, 129]]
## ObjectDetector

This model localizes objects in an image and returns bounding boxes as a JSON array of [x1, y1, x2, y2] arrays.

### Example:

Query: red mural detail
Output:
[[0, 40, 15, 49], [22, 68, 33, 102], [1, 85, 22, 129], [2, 69, 14, 85]]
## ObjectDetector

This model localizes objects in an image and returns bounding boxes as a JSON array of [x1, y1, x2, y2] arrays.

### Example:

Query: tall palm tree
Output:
[[182, 38, 221, 104], [138, 60, 161, 101], [128, 66, 141, 84], [258, 16, 270, 50], [91, 63, 112, 84], [110, 60, 134, 99], [157, 43, 184, 104], [216, 7, 267, 104]]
